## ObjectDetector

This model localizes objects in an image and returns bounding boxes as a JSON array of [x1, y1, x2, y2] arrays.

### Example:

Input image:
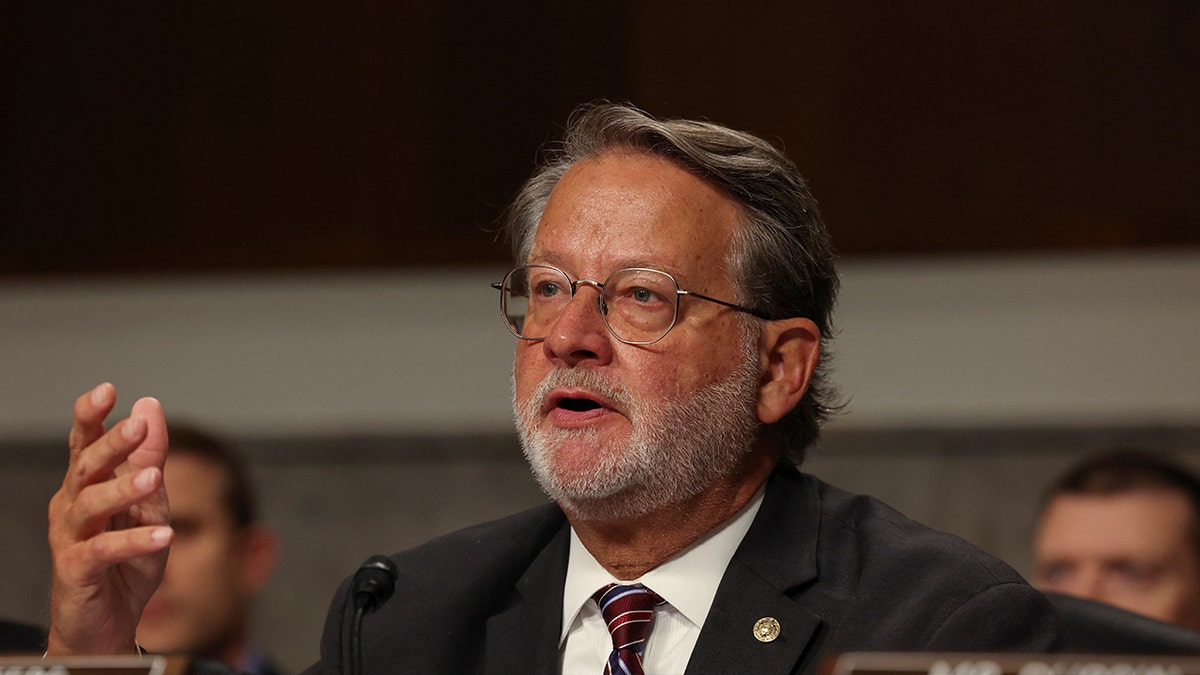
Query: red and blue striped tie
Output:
[[592, 583, 664, 675]]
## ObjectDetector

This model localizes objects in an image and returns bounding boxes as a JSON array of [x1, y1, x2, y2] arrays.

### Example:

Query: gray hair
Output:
[[502, 102, 839, 464]]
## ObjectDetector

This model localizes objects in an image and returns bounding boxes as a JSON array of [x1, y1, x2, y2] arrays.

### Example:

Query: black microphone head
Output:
[[352, 554, 399, 613]]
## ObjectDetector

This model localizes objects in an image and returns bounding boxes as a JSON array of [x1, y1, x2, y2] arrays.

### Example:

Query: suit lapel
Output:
[[482, 521, 571, 675], [685, 466, 825, 675]]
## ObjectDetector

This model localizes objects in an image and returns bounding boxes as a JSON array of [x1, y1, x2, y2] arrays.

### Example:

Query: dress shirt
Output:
[[559, 488, 765, 675]]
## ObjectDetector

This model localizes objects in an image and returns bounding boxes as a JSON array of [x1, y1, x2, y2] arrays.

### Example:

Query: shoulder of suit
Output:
[[801, 469, 1027, 585]]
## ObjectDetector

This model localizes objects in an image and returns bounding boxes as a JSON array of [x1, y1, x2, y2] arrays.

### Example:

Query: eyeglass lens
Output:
[[501, 266, 680, 343]]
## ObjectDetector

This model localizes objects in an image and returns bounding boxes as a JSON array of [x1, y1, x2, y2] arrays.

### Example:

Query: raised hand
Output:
[[47, 383, 173, 655]]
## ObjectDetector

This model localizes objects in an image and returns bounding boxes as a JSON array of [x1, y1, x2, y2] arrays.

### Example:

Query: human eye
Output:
[[171, 517, 201, 542], [533, 278, 564, 298], [610, 284, 672, 324], [611, 271, 671, 307], [1113, 560, 1159, 587], [1035, 560, 1074, 587], [628, 285, 666, 305], [524, 268, 569, 302]]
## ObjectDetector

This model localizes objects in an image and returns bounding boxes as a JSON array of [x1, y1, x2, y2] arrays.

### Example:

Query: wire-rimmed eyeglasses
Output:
[[491, 264, 769, 345]]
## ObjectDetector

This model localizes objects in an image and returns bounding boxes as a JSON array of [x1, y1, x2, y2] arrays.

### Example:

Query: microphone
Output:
[[348, 554, 398, 675], [353, 554, 398, 612]]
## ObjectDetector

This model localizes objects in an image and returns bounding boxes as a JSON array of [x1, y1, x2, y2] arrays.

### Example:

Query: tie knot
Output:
[[592, 583, 663, 669], [593, 583, 663, 617]]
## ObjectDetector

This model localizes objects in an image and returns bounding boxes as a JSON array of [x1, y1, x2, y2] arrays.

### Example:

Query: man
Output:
[[136, 426, 283, 674], [1033, 449, 1200, 632], [46, 103, 1059, 673]]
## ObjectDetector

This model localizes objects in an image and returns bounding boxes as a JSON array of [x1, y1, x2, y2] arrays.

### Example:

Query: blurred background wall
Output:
[[2, 2, 1198, 670]]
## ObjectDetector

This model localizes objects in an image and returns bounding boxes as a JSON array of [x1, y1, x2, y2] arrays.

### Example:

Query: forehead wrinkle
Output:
[[531, 153, 740, 290], [528, 241, 696, 282], [530, 228, 691, 276]]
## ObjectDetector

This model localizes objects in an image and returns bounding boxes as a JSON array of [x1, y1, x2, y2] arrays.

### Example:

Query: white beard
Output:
[[513, 328, 761, 521]]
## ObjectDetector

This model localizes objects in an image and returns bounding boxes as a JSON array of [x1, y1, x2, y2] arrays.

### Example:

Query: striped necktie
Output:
[[592, 583, 664, 675]]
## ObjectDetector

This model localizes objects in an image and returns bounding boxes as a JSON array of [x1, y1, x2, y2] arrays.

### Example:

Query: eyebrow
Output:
[[524, 250, 566, 268], [525, 253, 685, 279]]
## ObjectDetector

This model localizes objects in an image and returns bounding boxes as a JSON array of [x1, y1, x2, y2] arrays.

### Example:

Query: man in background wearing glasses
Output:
[[45, 103, 1059, 672]]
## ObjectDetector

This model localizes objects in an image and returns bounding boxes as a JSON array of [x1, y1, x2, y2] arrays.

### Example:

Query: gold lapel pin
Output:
[[753, 616, 781, 643]]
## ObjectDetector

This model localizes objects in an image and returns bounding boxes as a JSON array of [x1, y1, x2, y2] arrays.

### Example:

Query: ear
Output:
[[756, 317, 821, 425], [238, 525, 280, 596]]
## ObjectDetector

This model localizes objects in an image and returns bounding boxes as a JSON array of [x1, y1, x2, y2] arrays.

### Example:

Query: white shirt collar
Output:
[[559, 486, 766, 645]]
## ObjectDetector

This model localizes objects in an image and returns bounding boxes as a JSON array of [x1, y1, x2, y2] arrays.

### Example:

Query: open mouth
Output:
[[558, 397, 603, 412], [544, 387, 616, 418]]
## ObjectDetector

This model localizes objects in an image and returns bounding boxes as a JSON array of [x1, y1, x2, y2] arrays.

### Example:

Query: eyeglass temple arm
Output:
[[679, 290, 772, 321]]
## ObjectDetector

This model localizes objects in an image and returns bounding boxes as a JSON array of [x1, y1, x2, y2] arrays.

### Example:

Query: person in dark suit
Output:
[[136, 426, 285, 675], [1043, 591, 1200, 653], [43, 102, 1059, 672], [1033, 449, 1200, 633]]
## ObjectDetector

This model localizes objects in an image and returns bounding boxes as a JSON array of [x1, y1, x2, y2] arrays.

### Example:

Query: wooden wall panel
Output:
[[3, 2, 1196, 276], [628, 2, 1200, 254]]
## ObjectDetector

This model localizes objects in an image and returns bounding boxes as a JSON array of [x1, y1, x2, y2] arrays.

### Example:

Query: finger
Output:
[[86, 525, 173, 565], [69, 383, 117, 459], [64, 415, 148, 497], [123, 397, 167, 474], [65, 467, 165, 539], [123, 398, 170, 529], [54, 525, 173, 585]]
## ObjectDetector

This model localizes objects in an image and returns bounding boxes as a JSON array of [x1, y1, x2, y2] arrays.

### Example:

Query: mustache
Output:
[[533, 368, 633, 411]]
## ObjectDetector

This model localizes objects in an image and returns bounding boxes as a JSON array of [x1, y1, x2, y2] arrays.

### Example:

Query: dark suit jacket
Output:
[[305, 465, 1058, 674], [1046, 592, 1200, 653]]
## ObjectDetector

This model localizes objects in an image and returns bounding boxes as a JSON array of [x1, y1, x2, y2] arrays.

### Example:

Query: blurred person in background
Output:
[[137, 425, 284, 675], [1033, 449, 1200, 632]]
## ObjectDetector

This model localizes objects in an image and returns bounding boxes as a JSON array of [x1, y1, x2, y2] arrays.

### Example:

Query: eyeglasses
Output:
[[492, 264, 769, 345]]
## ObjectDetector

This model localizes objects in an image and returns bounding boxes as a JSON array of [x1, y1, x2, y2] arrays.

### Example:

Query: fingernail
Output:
[[122, 416, 144, 442], [134, 468, 157, 490], [150, 527, 172, 546], [90, 383, 109, 406]]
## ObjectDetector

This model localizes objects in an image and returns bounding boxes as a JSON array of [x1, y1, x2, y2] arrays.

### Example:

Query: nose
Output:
[[540, 283, 614, 367]]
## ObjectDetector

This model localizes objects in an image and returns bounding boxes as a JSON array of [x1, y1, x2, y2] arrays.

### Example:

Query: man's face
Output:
[[137, 453, 252, 658], [512, 151, 764, 520], [1033, 490, 1200, 631]]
